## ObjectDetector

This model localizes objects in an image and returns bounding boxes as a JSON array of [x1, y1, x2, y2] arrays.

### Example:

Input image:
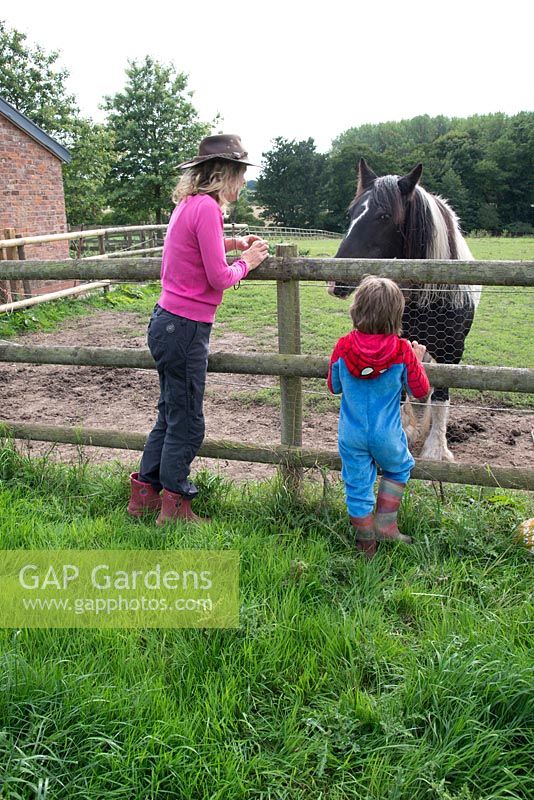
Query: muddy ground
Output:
[[1, 310, 532, 482]]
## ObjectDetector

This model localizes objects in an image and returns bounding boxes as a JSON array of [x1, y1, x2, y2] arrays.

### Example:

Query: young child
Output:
[[327, 276, 431, 558]]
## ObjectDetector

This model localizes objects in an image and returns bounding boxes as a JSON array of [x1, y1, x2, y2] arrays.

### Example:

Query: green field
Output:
[[0, 239, 533, 798], [1, 237, 532, 413], [2, 238, 532, 358], [0, 444, 533, 799]]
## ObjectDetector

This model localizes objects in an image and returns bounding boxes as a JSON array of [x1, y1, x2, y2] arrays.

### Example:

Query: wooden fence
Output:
[[1, 222, 339, 307], [1, 246, 533, 491]]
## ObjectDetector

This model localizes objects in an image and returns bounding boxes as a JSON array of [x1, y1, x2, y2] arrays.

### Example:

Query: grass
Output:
[[1, 238, 532, 413], [0, 441, 533, 799], [1, 237, 532, 407]]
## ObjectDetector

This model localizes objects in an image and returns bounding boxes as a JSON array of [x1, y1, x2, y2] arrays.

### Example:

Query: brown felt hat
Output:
[[177, 134, 258, 169]]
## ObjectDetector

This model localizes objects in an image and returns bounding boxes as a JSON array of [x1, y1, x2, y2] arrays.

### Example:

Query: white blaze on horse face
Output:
[[346, 198, 370, 238]]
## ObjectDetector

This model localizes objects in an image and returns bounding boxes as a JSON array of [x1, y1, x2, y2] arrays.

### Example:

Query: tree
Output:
[[255, 138, 326, 228], [228, 188, 259, 226], [0, 20, 77, 140], [62, 118, 115, 225], [323, 141, 390, 232], [103, 57, 212, 224]]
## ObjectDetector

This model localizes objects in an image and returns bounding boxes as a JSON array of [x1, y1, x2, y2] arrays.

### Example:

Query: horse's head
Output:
[[328, 159, 423, 299]]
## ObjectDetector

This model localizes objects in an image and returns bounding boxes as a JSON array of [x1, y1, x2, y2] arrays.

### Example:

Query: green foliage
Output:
[[103, 56, 212, 224], [229, 187, 259, 226], [62, 117, 115, 225], [0, 443, 533, 798], [0, 21, 111, 227], [255, 137, 327, 227], [0, 19, 78, 141], [327, 112, 534, 232], [254, 113, 533, 234], [503, 221, 534, 236]]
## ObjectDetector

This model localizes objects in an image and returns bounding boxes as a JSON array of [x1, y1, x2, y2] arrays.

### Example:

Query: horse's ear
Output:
[[398, 164, 423, 196], [357, 158, 378, 194]]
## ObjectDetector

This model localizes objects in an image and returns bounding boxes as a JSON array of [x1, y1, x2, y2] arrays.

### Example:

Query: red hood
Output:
[[351, 331, 401, 365], [328, 330, 406, 383]]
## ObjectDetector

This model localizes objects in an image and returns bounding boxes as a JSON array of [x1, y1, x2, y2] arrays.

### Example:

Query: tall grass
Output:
[[0, 442, 533, 799]]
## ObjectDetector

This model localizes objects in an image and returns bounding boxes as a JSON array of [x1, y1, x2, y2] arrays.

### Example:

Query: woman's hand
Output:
[[411, 340, 427, 362], [240, 235, 265, 249], [228, 235, 266, 251], [241, 239, 269, 270]]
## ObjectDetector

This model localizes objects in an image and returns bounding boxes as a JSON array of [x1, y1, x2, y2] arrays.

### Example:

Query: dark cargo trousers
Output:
[[138, 305, 212, 496]]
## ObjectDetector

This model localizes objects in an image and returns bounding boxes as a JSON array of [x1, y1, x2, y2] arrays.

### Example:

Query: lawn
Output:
[[0, 443, 533, 799], [0, 239, 533, 797]]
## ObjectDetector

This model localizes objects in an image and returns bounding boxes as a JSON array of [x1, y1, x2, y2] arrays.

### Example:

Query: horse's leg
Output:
[[402, 392, 432, 451], [420, 399, 454, 462], [419, 299, 476, 462], [400, 299, 434, 453], [401, 397, 417, 447]]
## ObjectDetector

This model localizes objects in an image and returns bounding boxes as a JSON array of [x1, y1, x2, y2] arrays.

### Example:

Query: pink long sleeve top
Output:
[[158, 193, 250, 323]]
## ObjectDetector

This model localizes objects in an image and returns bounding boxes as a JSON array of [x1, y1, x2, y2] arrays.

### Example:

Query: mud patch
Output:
[[1, 309, 532, 480], [447, 419, 486, 443]]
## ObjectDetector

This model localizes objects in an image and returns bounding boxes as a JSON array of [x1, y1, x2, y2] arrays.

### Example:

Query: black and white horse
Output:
[[328, 159, 481, 462]]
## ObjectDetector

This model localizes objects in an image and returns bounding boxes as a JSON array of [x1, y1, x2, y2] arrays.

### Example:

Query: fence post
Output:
[[0, 243, 12, 304], [15, 235, 31, 298], [77, 225, 84, 259], [276, 243, 303, 492], [4, 228, 24, 301]]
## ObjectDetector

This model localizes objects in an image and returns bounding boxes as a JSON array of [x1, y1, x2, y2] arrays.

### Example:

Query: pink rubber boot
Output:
[[127, 472, 162, 517], [156, 489, 210, 526]]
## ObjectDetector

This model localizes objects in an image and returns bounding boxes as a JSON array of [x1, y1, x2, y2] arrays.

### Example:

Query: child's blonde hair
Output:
[[350, 276, 405, 335], [172, 159, 246, 211]]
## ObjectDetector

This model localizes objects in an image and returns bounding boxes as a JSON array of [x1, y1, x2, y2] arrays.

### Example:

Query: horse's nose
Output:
[[327, 281, 337, 296]]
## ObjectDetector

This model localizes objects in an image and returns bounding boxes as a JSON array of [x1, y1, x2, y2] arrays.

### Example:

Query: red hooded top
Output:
[[327, 331, 430, 399]]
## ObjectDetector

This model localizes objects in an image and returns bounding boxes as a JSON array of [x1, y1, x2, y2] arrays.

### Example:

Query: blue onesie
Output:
[[327, 330, 430, 516]]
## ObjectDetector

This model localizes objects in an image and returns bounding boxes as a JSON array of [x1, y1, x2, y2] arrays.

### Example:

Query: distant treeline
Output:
[[255, 113, 534, 234], [2, 20, 531, 233]]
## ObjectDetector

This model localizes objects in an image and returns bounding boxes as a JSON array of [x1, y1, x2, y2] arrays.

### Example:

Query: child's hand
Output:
[[411, 340, 427, 362]]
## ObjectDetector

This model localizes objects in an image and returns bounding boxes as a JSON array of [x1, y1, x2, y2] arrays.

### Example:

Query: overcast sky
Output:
[[4, 0, 532, 178]]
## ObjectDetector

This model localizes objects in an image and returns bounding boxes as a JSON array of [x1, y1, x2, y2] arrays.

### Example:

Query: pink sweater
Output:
[[158, 194, 250, 323]]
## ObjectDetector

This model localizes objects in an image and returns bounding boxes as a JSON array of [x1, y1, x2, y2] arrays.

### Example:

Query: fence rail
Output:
[[1, 344, 533, 393], [244, 226, 340, 239], [1, 257, 533, 285], [0, 224, 338, 251], [0, 225, 166, 249], [1, 249, 533, 491], [0, 422, 532, 491]]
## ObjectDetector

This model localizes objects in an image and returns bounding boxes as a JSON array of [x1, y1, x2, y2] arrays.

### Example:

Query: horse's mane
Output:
[[351, 176, 479, 307]]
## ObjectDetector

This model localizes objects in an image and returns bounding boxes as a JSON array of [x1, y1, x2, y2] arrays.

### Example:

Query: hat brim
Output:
[[178, 153, 259, 170]]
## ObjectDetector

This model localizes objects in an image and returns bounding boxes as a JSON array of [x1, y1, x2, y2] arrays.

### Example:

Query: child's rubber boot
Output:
[[350, 514, 377, 559], [156, 489, 210, 526], [127, 472, 162, 517], [374, 478, 412, 543]]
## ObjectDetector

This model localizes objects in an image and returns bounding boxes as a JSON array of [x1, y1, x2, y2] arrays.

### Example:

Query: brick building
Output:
[[0, 96, 72, 300]]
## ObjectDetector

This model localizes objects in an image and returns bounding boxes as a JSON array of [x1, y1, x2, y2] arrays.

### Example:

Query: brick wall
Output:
[[0, 113, 74, 297]]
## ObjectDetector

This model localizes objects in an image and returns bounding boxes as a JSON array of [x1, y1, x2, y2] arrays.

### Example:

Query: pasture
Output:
[[0, 236, 533, 798], [2, 237, 531, 374], [0, 442, 533, 799]]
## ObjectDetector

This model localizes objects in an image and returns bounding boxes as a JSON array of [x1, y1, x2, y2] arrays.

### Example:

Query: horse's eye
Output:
[[378, 213, 391, 221]]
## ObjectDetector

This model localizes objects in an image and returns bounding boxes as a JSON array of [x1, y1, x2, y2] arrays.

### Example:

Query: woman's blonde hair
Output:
[[350, 276, 405, 335], [172, 159, 246, 210]]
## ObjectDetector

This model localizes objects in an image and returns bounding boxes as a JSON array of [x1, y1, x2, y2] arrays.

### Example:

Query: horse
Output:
[[328, 158, 481, 462]]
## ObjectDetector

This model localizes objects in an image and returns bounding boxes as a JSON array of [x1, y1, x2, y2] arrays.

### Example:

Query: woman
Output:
[[127, 134, 269, 524]]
